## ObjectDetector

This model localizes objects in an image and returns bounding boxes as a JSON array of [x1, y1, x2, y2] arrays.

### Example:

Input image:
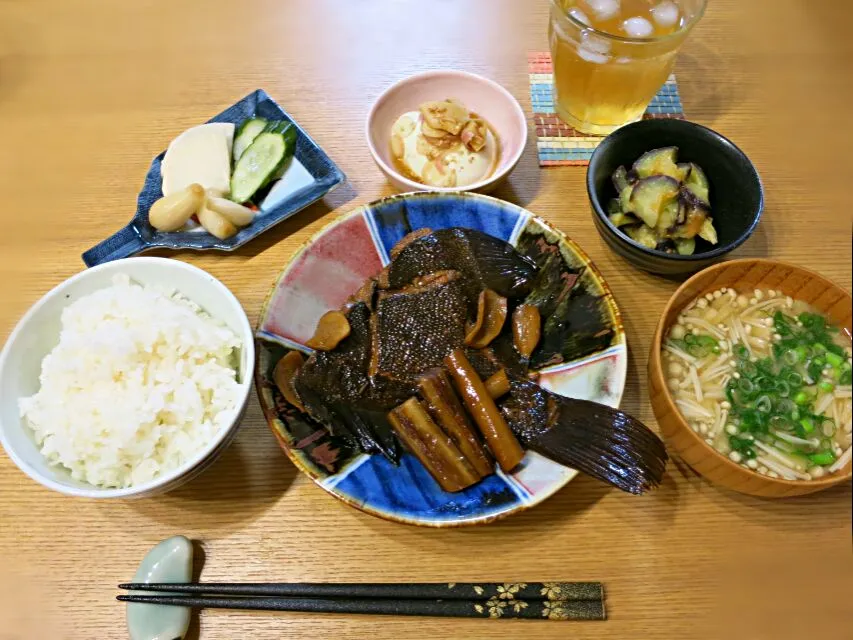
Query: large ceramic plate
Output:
[[255, 192, 626, 527]]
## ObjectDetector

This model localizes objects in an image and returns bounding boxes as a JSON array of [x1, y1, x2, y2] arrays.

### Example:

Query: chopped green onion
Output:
[[785, 371, 803, 386], [794, 391, 810, 405], [733, 344, 749, 360], [738, 378, 756, 396], [686, 344, 707, 357], [799, 417, 815, 434], [782, 350, 799, 366], [807, 359, 825, 380], [769, 415, 791, 431], [808, 451, 835, 466], [827, 342, 846, 356], [818, 380, 835, 393], [811, 343, 827, 355], [696, 335, 717, 348], [755, 395, 772, 413], [799, 312, 826, 332], [841, 369, 852, 385], [825, 352, 844, 368], [740, 361, 758, 377], [775, 381, 791, 398], [668, 338, 687, 351]]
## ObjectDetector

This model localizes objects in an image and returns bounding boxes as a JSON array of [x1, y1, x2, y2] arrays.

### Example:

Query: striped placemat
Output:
[[529, 51, 685, 166]]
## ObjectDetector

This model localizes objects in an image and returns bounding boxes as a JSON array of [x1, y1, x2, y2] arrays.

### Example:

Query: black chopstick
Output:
[[116, 594, 605, 620], [119, 581, 602, 601]]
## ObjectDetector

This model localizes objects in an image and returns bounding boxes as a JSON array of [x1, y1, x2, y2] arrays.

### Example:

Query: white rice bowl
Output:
[[18, 273, 243, 489]]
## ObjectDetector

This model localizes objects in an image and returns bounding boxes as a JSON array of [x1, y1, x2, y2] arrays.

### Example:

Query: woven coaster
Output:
[[528, 51, 685, 166]]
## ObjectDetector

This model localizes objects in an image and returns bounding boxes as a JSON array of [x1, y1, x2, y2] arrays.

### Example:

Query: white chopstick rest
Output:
[[126, 535, 194, 640]]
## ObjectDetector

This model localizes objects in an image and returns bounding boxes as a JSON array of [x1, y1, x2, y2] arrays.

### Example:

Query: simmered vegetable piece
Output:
[[632, 146, 683, 180], [698, 217, 718, 244], [608, 147, 717, 255], [682, 162, 710, 204], [656, 198, 680, 234], [612, 165, 632, 193], [629, 175, 679, 229], [673, 190, 711, 239], [674, 237, 695, 255], [609, 211, 638, 227], [625, 224, 658, 248]]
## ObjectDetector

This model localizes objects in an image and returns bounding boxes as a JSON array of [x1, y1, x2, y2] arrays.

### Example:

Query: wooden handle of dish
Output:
[[444, 349, 525, 472]]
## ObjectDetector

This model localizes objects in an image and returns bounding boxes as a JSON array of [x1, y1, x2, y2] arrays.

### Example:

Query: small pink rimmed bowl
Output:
[[366, 70, 528, 193]]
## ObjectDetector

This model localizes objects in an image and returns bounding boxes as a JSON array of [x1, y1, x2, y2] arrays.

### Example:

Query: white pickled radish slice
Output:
[[651, 1, 680, 27], [568, 8, 591, 25], [622, 16, 654, 37], [583, 0, 620, 21]]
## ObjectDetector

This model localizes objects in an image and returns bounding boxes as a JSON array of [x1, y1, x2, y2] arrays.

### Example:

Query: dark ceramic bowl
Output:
[[587, 119, 763, 276]]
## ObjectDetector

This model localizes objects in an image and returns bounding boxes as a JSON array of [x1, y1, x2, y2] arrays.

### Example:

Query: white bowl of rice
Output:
[[0, 257, 254, 498]]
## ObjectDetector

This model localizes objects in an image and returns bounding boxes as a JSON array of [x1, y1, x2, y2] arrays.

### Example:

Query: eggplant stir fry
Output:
[[273, 228, 667, 494], [607, 146, 718, 256]]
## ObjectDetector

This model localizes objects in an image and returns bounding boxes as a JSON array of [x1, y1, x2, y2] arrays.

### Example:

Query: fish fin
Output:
[[503, 381, 668, 494]]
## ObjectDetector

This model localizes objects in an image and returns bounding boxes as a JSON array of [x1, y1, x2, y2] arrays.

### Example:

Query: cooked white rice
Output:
[[19, 273, 242, 488]]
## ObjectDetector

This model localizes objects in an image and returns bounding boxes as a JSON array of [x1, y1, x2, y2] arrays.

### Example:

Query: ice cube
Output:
[[577, 32, 611, 63], [577, 46, 609, 64], [581, 32, 611, 54], [651, 1, 680, 27], [568, 7, 591, 26], [584, 0, 620, 21], [622, 16, 654, 38]]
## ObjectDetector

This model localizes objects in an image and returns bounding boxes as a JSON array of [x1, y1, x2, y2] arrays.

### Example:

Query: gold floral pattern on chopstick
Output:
[[496, 582, 527, 599]]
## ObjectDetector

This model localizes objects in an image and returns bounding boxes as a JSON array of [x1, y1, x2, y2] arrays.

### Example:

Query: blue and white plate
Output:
[[83, 89, 345, 267], [255, 192, 627, 527]]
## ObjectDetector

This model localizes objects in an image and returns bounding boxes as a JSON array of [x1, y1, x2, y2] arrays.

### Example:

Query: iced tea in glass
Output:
[[549, 0, 707, 135]]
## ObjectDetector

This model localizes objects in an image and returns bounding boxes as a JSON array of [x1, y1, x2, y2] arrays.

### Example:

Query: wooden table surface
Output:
[[1, 1, 851, 638]]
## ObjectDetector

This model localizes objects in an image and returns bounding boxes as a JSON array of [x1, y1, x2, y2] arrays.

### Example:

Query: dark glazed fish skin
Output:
[[295, 303, 372, 409], [373, 271, 469, 384], [531, 284, 615, 369], [501, 379, 668, 494], [295, 271, 475, 464], [294, 303, 403, 462], [386, 228, 538, 299], [515, 232, 615, 368]]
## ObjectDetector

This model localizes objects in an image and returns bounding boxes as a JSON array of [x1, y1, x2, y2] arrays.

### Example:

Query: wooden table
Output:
[[1, 1, 850, 638]]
